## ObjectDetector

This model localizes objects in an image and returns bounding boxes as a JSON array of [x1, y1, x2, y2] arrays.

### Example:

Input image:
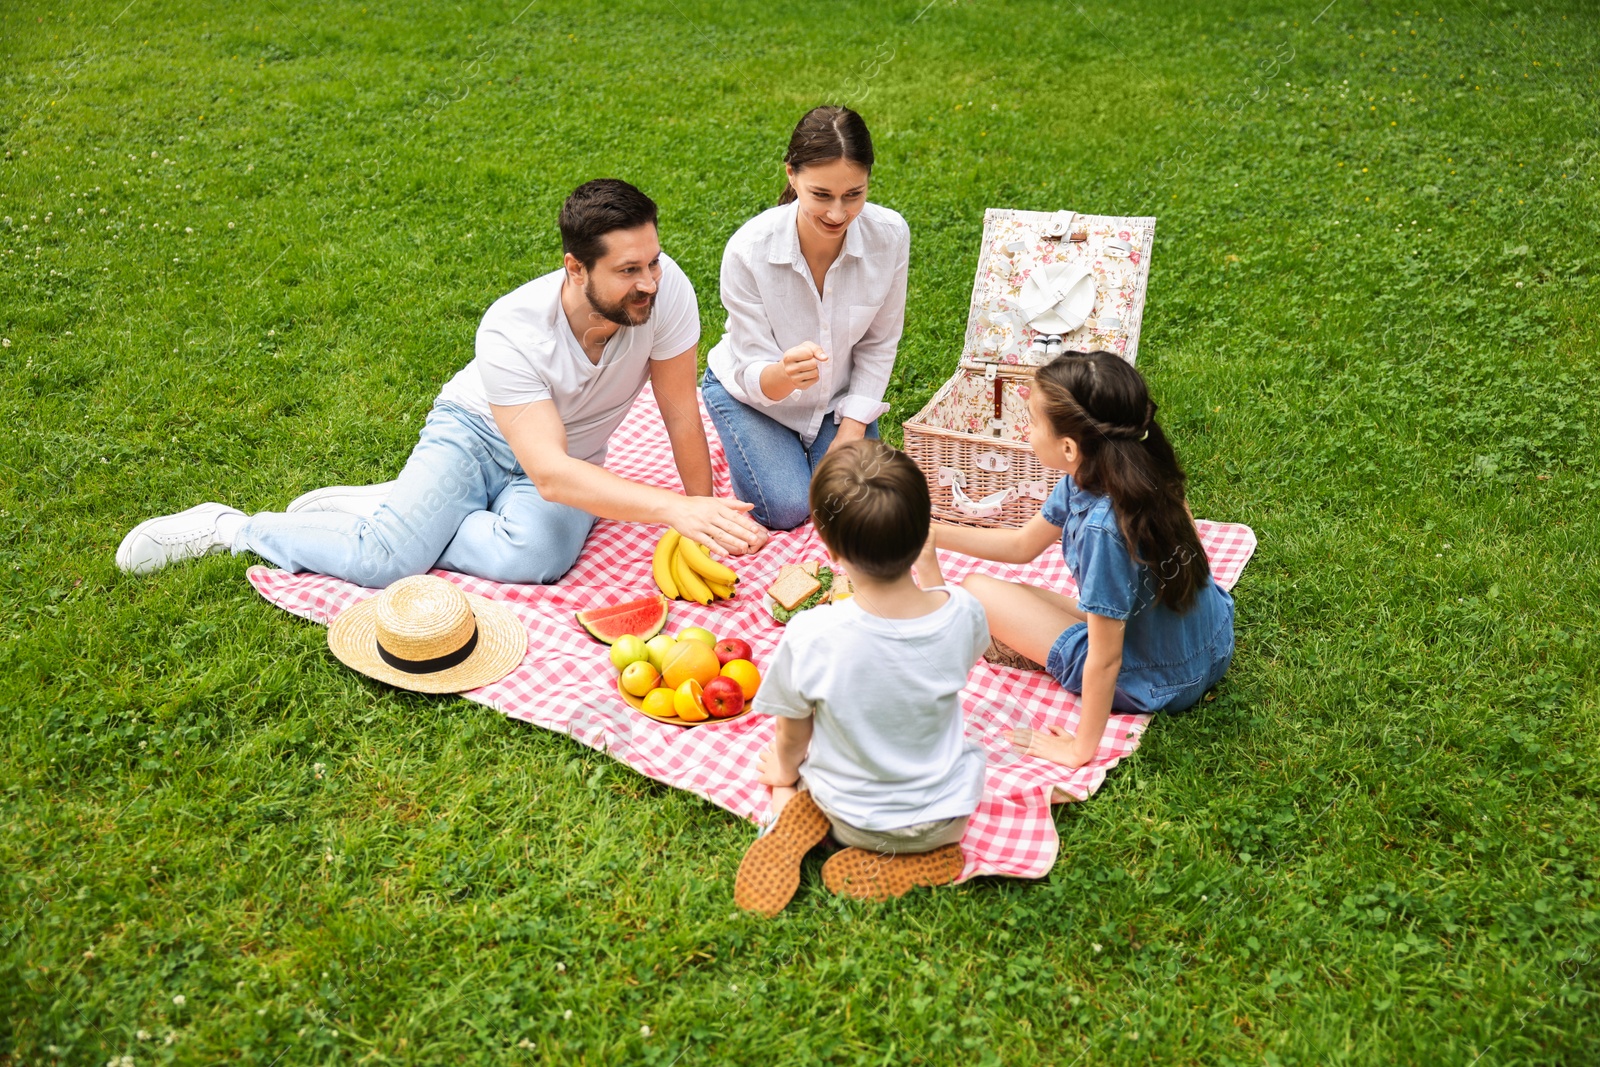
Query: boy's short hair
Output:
[[809, 439, 930, 582], [559, 179, 659, 269]]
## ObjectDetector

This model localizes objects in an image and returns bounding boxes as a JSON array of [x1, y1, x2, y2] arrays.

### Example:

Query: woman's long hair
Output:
[[1034, 352, 1210, 612], [778, 106, 874, 206]]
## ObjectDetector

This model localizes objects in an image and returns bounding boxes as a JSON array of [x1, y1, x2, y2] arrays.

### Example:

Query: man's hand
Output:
[[779, 341, 828, 391], [757, 743, 799, 788], [670, 495, 769, 557]]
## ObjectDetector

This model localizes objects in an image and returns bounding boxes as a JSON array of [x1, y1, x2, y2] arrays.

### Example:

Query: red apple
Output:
[[701, 676, 746, 719], [713, 638, 753, 667]]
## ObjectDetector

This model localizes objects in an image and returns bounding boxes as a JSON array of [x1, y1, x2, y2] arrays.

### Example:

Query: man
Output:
[[118, 179, 767, 585]]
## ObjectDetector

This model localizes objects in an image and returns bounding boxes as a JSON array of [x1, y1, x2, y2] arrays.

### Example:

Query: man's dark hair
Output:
[[559, 179, 659, 269], [809, 439, 930, 582]]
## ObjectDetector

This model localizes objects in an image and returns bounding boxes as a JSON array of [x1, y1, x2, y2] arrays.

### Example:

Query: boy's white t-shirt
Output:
[[754, 586, 991, 831], [434, 252, 699, 465]]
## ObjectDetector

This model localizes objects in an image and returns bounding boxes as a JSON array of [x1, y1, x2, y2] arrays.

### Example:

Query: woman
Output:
[[702, 106, 910, 531]]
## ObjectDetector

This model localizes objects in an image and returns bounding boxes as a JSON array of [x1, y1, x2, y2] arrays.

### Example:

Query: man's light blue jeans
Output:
[[237, 403, 596, 587]]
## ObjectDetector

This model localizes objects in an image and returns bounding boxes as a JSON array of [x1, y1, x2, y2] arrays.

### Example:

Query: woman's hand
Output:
[[823, 417, 868, 456], [779, 341, 828, 391], [670, 496, 770, 557], [757, 744, 800, 788], [1003, 725, 1093, 769]]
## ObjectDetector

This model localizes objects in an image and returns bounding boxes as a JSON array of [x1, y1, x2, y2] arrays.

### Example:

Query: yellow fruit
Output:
[[705, 577, 736, 600], [678, 626, 716, 648], [651, 529, 680, 600], [672, 548, 713, 605], [675, 535, 739, 587], [662, 639, 720, 690], [641, 687, 677, 719], [720, 659, 761, 701], [620, 660, 661, 697], [673, 679, 709, 721], [645, 634, 676, 672]]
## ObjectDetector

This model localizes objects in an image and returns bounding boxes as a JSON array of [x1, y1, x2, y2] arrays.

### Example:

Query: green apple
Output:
[[645, 634, 677, 672], [609, 634, 649, 671], [678, 626, 717, 648]]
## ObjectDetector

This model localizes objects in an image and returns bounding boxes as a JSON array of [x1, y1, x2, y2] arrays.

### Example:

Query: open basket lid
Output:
[[962, 208, 1156, 367]]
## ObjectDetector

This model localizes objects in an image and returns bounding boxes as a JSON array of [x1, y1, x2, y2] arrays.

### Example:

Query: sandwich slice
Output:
[[768, 566, 822, 612]]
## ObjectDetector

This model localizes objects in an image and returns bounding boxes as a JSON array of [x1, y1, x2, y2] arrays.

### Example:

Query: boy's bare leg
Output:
[[961, 573, 1086, 665], [769, 783, 798, 819]]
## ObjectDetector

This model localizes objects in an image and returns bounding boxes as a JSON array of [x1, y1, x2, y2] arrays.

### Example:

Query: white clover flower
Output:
[[172, 994, 185, 1007], [517, 1038, 535, 1049], [640, 1025, 651, 1037], [562, 1009, 572, 1020], [137, 1029, 151, 1040], [185, 227, 192, 234]]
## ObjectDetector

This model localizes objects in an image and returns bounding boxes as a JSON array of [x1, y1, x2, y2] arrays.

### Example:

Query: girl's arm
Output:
[[1012, 613, 1125, 769], [934, 513, 1061, 566]]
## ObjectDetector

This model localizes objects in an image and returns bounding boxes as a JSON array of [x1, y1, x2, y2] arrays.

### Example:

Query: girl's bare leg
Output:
[[961, 574, 1086, 666]]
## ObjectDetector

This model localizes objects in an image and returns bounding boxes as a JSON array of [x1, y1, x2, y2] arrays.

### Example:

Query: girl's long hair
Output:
[[1034, 352, 1210, 612], [778, 106, 874, 206]]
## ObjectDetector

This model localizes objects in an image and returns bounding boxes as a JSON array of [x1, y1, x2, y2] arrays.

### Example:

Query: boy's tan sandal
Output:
[[734, 791, 832, 917], [821, 844, 965, 902]]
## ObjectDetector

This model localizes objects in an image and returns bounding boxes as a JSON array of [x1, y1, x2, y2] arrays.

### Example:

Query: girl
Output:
[[701, 105, 910, 530], [925, 352, 1234, 769]]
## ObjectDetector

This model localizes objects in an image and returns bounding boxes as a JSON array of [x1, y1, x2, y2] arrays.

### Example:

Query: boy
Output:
[[735, 440, 989, 915]]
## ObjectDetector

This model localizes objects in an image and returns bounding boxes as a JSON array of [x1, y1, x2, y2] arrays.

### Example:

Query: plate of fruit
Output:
[[577, 595, 760, 727]]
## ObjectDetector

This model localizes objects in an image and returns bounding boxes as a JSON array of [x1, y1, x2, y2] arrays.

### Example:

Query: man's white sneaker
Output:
[[285, 481, 397, 517], [116, 503, 246, 575]]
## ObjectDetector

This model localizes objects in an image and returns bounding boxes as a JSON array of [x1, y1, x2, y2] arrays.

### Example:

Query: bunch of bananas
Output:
[[652, 529, 740, 605]]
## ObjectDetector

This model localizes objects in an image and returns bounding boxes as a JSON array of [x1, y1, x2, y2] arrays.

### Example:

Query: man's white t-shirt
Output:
[[754, 585, 991, 831], [435, 252, 699, 465]]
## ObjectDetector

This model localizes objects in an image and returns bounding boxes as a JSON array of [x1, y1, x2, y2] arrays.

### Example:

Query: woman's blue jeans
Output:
[[237, 403, 596, 587], [701, 367, 879, 531]]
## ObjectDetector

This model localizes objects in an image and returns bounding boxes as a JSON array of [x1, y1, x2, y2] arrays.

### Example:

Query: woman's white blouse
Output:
[[705, 200, 910, 444]]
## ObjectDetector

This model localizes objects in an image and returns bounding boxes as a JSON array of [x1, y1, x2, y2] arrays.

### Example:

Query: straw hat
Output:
[[327, 575, 527, 693]]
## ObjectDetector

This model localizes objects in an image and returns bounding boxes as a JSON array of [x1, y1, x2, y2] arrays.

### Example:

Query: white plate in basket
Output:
[[1020, 262, 1096, 334]]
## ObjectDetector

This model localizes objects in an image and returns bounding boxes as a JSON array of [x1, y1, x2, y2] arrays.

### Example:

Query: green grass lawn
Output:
[[3, 0, 1598, 1062]]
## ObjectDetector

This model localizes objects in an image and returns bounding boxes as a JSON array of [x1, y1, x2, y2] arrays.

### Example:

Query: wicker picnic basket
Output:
[[902, 208, 1157, 527]]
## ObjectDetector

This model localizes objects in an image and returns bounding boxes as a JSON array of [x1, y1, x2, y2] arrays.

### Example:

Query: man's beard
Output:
[[586, 279, 655, 327]]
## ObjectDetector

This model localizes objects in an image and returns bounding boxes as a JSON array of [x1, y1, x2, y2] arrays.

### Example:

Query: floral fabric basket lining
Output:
[[903, 208, 1156, 527]]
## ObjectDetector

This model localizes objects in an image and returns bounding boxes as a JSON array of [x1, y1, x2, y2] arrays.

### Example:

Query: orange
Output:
[[720, 659, 761, 700], [641, 687, 677, 719], [673, 679, 709, 722], [662, 639, 720, 690]]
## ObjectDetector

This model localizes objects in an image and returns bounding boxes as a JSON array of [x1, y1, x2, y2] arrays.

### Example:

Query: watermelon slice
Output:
[[576, 594, 668, 644]]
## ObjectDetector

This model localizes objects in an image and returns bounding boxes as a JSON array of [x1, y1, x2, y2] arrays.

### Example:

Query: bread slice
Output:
[[800, 560, 819, 577], [769, 567, 823, 612], [831, 572, 853, 602]]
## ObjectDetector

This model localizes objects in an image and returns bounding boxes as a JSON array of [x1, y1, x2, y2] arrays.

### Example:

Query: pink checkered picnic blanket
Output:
[[248, 385, 1256, 881]]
